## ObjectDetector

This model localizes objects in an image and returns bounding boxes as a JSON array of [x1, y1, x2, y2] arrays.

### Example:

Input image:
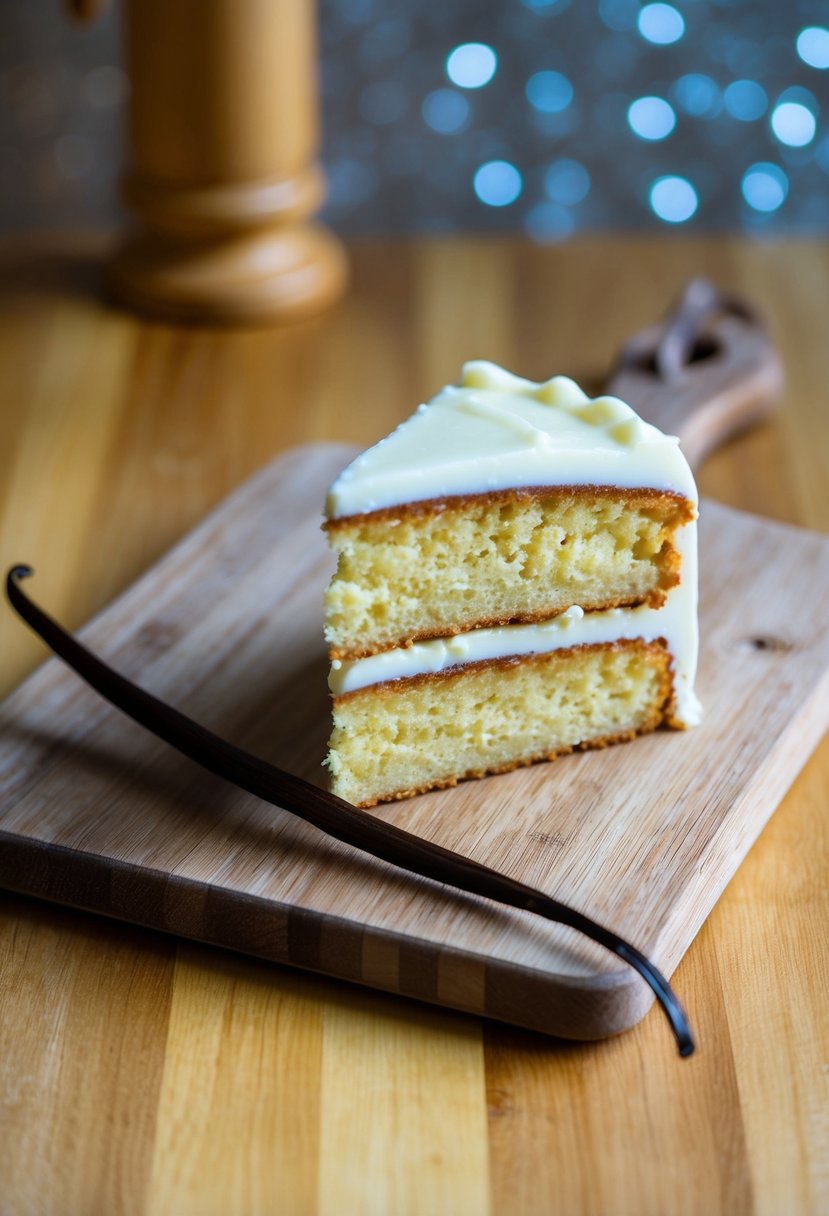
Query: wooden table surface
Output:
[[0, 235, 827, 1216]]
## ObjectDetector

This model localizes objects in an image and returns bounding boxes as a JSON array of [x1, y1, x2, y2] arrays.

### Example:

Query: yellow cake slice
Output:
[[323, 361, 700, 807]]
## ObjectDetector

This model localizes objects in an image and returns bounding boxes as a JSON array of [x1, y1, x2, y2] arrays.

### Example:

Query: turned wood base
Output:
[[109, 222, 347, 326]]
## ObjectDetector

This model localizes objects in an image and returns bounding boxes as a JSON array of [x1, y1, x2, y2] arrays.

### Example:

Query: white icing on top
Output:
[[326, 361, 697, 518], [325, 361, 701, 726]]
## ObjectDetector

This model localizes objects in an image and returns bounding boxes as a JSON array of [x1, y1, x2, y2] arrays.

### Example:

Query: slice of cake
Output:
[[323, 361, 700, 807]]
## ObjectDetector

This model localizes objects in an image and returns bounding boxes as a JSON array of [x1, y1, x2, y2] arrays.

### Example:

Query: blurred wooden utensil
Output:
[[607, 278, 784, 468], [67, 0, 347, 325]]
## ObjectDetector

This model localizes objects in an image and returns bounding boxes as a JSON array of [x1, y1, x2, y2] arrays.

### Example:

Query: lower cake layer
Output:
[[326, 639, 673, 808]]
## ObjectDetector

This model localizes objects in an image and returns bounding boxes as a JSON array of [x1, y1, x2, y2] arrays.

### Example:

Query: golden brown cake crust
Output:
[[323, 483, 695, 531], [332, 638, 673, 806]]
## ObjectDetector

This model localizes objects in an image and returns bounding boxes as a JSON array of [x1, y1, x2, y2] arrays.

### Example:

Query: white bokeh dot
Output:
[[741, 163, 789, 213], [446, 43, 497, 89], [627, 96, 676, 140], [770, 101, 816, 147], [796, 27, 829, 70], [473, 160, 523, 207], [638, 3, 685, 45], [649, 175, 698, 223]]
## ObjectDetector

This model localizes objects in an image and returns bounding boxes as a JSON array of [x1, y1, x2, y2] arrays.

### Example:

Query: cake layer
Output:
[[326, 640, 672, 807], [325, 486, 693, 659]]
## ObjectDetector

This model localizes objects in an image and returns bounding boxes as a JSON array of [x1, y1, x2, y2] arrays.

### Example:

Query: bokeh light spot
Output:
[[628, 96, 676, 140], [638, 4, 685, 46], [649, 176, 698, 223], [741, 163, 789, 212], [796, 27, 829, 70], [598, 0, 640, 32], [525, 202, 576, 242], [446, 43, 497, 89], [422, 89, 470, 134], [474, 160, 523, 207], [525, 70, 574, 114], [777, 85, 818, 111], [544, 158, 591, 204], [673, 74, 720, 118], [522, 0, 573, 10], [723, 80, 767, 122], [770, 101, 816, 147]]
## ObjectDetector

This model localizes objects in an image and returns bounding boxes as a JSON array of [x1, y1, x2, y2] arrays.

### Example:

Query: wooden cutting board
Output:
[[1, 442, 828, 1042]]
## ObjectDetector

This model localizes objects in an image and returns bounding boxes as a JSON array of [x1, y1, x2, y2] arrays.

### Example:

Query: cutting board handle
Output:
[[605, 279, 784, 471]]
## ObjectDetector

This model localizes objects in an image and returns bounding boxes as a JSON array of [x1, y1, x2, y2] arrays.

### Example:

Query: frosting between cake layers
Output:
[[327, 491, 701, 725], [326, 361, 698, 519]]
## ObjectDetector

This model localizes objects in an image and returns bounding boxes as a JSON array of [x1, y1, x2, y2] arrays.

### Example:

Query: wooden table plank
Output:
[[0, 895, 175, 1216], [146, 949, 324, 1216], [0, 235, 827, 1216]]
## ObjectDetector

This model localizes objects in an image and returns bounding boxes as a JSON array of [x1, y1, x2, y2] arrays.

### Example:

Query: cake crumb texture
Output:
[[324, 488, 691, 659], [326, 639, 672, 807]]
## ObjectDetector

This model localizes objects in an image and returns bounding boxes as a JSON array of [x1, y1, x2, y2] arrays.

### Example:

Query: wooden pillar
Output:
[[109, 0, 347, 324]]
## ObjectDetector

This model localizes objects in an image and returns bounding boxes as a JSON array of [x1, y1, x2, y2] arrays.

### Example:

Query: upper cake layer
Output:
[[326, 361, 698, 519], [324, 487, 694, 659]]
